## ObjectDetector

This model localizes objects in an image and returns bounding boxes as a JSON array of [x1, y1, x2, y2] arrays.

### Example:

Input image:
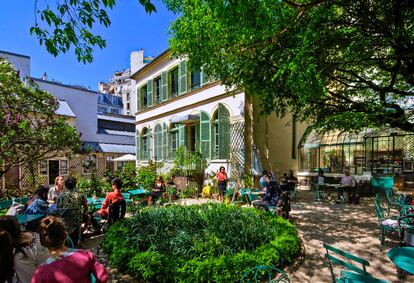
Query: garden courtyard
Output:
[[81, 188, 412, 283]]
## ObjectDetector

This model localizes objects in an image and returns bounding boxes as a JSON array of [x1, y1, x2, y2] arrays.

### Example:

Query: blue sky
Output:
[[0, 0, 176, 90]]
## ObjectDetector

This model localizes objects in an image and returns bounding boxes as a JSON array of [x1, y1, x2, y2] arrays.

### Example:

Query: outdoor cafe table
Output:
[[87, 197, 105, 209], [16, 214, 44, 224], [128, 189, 149, 198], [387, 247, 414, 275]]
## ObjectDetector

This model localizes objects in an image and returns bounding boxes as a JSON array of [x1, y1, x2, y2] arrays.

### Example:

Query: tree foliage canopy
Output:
[[31, 0, 156, 63], [166, 0, 414, 132], [0, 59, 80, 178]]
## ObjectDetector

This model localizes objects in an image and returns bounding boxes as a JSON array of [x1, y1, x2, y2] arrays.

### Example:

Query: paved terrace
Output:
[[83, 190, 413, 282]]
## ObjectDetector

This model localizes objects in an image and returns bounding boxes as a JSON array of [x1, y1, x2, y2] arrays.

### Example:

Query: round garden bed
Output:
[[102, 204, 300, 282]]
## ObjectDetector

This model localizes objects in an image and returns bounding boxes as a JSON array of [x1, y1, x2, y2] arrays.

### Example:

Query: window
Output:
[[190, 69, 201, 90], [39, 161, 48, 175], [213, 104, 230, 159], [59, 160, 68, 175], [141, 128, 150, 160], [154, 77, 161, 104], [98, 106, 107, 113], [154, 124, 163, 161], [141, 85, 148, 109], [170, 125, 179, 158], [126, 103, 130, 111], [82, 155, 96, 174], [111, 108, 119, 114], [170, 67, 179, 98]]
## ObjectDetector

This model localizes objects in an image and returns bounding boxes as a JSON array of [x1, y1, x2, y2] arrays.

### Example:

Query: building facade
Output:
[[0, 50, 135, 191], [131, 50, 306, 181]]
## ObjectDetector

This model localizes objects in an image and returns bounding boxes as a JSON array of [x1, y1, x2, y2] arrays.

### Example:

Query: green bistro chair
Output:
[[314, 184, 325, 202], [339, 270, 390, 283], [323, 243, 371, 283], [373, 197, 399, 251], [240, 265, 290, 283]]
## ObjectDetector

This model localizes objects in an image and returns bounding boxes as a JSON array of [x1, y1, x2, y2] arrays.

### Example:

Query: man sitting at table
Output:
[[338, 169, 357, 204], [91, 178, 125, 233], [253, 174, 282, 212]]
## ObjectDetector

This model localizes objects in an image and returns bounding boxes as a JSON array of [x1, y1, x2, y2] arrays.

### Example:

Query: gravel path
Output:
[[81, 193, 412, 282]]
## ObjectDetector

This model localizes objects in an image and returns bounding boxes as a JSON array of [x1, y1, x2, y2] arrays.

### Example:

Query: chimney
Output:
[[42, 72, 48, 80]]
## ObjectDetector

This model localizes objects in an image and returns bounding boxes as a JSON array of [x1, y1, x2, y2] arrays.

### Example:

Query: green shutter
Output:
[[161, 72, 168, 101], [218, 103, 230, 159], [201, 68, 210, 86], [178, 61, 187, 95], [147, 80, 153, 106], [136, 129, 141, 161], [162, 123, 168, 159], [154, 124, 162, 161], [179, 124, 186, 147], [200, 112, 211, 159], [137, 87, 141, 111]]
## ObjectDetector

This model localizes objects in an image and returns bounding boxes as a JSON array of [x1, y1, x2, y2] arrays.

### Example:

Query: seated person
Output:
[[91, 178, 125, 232], [56, 177, 84, 246], [311, 169, 325, 191], [31, 216, 109, 283], [25, 186, 50, 215], [47, 176, 66, 204], [285, 170, 298, 191], [147, 176, 166, 205], [338, 169, 357, 204], [253, 174, 282, 212], [259, 170, 269, 190]]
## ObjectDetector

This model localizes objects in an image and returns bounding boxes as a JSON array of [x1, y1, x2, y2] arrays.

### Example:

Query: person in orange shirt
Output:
[[91, 178, 124, 233], [216, 166, 227, 202]]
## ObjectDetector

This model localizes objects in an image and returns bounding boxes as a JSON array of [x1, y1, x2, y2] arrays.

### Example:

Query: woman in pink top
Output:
[[216, 166, 228, 202], [31, 216, 108, 283]]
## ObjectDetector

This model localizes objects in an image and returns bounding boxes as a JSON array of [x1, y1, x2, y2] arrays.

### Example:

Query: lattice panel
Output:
[[96, 156, 106, 178], [230, 121, 245, 180], [68, 156, 83, 178]]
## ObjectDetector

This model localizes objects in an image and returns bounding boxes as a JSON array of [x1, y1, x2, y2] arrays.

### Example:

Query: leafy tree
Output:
[[165, 0, 414, 132], [30, 0, 156, 63], [0, 59, 80, 191]]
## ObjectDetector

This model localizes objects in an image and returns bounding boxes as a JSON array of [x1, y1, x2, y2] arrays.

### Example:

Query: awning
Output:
[[171, 114, 200, 124], [56, 100, 75, 117], [81, 142, 135, 154], [99, 143, 135, 154], [113, 154, 136, 161]]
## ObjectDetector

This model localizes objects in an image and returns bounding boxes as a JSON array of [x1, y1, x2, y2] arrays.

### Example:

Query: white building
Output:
[[0, 50, 135, 189]]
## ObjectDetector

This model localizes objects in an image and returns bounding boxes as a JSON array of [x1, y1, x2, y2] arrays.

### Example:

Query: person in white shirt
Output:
[[339, 169, 357, 204], [47, 176, 66, 203]]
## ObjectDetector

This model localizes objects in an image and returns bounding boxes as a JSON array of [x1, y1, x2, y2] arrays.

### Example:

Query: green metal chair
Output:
[[373, 198, 399, 251], [314, 185, 325, 202], [240, 265, 290, 283], [323, 243, 371, 283], [339, 270, 390, 283]]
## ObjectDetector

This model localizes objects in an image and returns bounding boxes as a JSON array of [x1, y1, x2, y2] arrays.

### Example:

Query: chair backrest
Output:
[[240, 265, 290, 283], [323, 243, 370, 283], [108, 199, 126, 225], [373, 199, 385, 221]]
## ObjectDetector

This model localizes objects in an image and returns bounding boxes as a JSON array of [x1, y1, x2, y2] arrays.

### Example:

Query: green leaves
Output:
[[0, 59, 80, 182], [167, 0, 414, 133], [30, 0, 156, 63], [102, 204, 300, 282]]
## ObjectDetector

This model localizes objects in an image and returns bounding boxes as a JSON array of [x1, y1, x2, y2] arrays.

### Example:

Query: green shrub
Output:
[[103, 204, 300, 282], [137, 161, 157, 190]]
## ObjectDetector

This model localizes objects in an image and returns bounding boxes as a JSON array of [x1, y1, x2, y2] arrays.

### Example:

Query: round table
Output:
[[387, 247, 414, 274]]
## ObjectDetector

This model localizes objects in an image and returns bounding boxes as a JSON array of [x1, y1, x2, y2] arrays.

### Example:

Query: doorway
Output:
[[48, 160, 59, 185]]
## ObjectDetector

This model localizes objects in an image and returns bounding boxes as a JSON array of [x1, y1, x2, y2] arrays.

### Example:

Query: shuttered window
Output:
[[178, 61, 187, 95], [213, 104, 230, 159], [141, 85, 148, 109], [170, 67, 179, 98], [170, 124, 179, 159], [136, 129, 141, 161], [190, 68, 201, 90], [154, 77, 161, 104], [141, 128, 150, 161], [161, 72, 168, 101], [200, 111, 211, 159], [162, 123, 168, 159], [201, 68, 210, 86], [179, 124, 186, 148], [147, 79, 153, 106], [154, 124, 162, 161]]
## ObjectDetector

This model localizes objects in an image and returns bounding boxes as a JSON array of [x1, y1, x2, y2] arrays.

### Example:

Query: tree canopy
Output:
[[166, 0, 414, 133], [0, 59, 80, 181], [31, 0, 156, 63]]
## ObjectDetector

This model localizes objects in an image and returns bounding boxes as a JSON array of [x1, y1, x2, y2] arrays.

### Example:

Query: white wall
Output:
[[33, 79, 99, 143], [0, 51, 30, 80]]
